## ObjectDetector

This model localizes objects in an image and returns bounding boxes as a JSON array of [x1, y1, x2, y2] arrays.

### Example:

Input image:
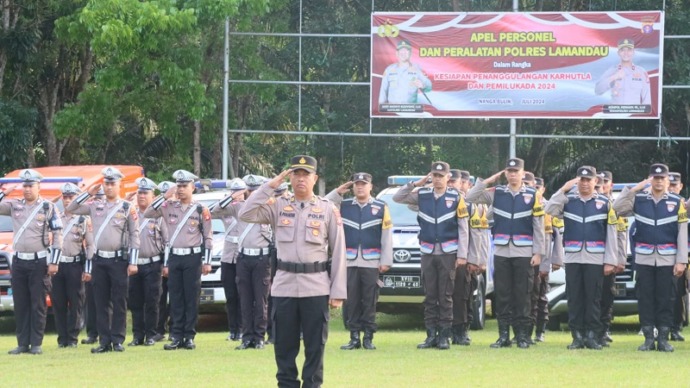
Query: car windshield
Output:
[[0, 215, 11, 232], [377, 193, 418, 226]]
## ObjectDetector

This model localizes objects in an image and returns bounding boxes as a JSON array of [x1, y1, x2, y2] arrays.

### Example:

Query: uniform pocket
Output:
[[305, 220, 325, 245], [275, 221, 295, 242]]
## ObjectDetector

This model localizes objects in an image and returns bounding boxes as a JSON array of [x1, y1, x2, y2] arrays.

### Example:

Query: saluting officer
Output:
[[327, 172, 393, 351], [127, 177, 166, 346], [52, 183, 94, 348], [239, 155, 346, 388], [614, 164, 688, 352], [82, 188, 105, 346], [209, 178, 245, 342], [393, 162, 469, 350], [153, 180, 174, 342], [467, 158, 545, 349], [668, 172, 687, 342], [546, 166, 619, 350], [145, 170, 212, 351], [1, 169, 63, 355], [68, 167, 140, 353]]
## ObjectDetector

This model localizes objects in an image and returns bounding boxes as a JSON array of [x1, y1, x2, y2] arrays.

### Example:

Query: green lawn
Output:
[[0, 311, 684, 387]]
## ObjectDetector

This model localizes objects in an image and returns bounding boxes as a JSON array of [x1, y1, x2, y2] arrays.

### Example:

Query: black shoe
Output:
[[81, 337, 98, 345], [340, 331, 361, 350], [584, 331, 602, 350], [362, 331, 376, 350], [67, 343, 78, 348], [91, 344, 113, 354], [144, 338, 156, 346], [417, 328, 438, 349], [638, 326, 656, 351], [58, 343, 68, 348], [567, 331, 585, 350], [164, 340, 181, 350], [436, 327, 451, 350], [235, 340, 254, 350], [670, 329, 685, 342], [602, 331, 614, 343], [255, 340, 265, 349], [150, 333, 165, 342], [128, 339, 144, 346], [8, 346, 30, 355], [113, 343, 125, 352], [29, 346, 43, 355], [490, 324, 512, 349], [657, 327, 674, 352], [184, 339, 196, 350], [228, 330, 240, 341]]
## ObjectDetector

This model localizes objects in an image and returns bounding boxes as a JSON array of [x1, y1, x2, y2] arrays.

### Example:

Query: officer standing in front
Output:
[[614, 164, 688, 352], [127, 177, 166, 346], [239, 155, 346, 388], [153, 180, 175, 342], [68, 167, 140, 353], [467, 158, 545, 349], [327, 172, 393, 351], [668, 172, 687, 341], [378, 40, 432, 105], [393, 162, 469, 350], [52, 183, 94, 348], [1, 170, 63, 355], [145, 170, 212, 350], [546, 166, 619, 350]]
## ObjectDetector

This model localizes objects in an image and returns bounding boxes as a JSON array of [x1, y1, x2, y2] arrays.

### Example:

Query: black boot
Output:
[[534, 322, 546, 343], [670, 326, 685, 342], [637, 326, 656, 351], [516, 326, 530, 349], [526, 325, 536, 345], [437, 327, 450, 350], [451, 325, 462, 345], [601, 323, 613, 343], [340, 331, 361, 350], [456, 324, 471, 346], [657, 327, 674, 352], [584, 330, 602, 350], [567, 330, 585, 350], [362, 330, 376, 350], [463, 323, 472, 343], [490, 323, 512, 348], [417, 327, 438, 349]]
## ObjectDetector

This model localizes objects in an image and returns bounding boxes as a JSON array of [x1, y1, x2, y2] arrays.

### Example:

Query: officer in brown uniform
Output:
[[153, 180, 174, 342], [82, 189, 104, 345], [52, 183, 94, 348], [239, 155, 346, 388], [127, 177, 166, 346], [467, 158, 545, 349], [394, 162, 470, 350], [668, 172, 687, 341], [214, 174, 273, 350], [1, 169, 63, 355], [327, 172, 393, 351], [145, 170, 212, 351], [68, 167, 140, 353]]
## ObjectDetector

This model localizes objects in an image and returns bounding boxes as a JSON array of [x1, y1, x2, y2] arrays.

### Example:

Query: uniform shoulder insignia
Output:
[[418, 187, 432, 194], [266, 197, 276, 205], [202, 207, 211, 221], [332, 205, 343, 226]]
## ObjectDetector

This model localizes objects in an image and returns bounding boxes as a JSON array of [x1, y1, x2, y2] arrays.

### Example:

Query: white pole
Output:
[[222, 17, 230, 179], [509, 0, 519, 158]]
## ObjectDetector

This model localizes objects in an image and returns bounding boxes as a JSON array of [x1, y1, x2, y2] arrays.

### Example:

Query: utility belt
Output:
[[240, 247, 270, 257], [171, 247, 202, 256], [276, 259, 329, 274], [15, 251, 49, 261], [137, 255, 161, 265], [59, 255, 83, 264], [97, 250, 124, 259]]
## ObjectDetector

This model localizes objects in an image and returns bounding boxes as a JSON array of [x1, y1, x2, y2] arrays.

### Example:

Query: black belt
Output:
[[276, 259, 329, 274]]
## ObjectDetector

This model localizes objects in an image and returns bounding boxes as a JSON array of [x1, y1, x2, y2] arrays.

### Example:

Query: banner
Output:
[[371, 12, 663, 119]]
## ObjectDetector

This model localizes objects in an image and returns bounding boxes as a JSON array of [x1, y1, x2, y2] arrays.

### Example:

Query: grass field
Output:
[[0, 310, 685, 387]]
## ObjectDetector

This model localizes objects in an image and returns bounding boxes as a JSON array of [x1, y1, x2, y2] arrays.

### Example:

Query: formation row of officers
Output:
[[2, 155, 689, 387]]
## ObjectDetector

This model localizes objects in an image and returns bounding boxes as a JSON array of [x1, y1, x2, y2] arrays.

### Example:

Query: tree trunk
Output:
[[193, 120, 201, 176]]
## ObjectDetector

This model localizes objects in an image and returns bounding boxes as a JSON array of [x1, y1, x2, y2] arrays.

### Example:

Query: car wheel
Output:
[[470, 274, 486, 330]]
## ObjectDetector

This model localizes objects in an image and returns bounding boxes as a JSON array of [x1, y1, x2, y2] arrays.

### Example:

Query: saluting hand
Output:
[[128, 265, 138, 276], [413, 174, 431, 188], [164, 186, 177, 200], [329, 299, 344, 308], [125, 191, 137, 202], [632, 177, 652, 192], [560, 177, 580, 193], [269, 169, 293, 189], [231, 190, 246, 201], [483, 170, 505, 185], [202, 264, 212, 276], [1, 184, 18, 193], [336, 181, 353, 195], [87, 184, 102, 196]]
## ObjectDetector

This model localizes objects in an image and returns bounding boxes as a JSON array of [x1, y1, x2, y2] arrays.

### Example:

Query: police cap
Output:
[[577, 166, 597, 179], [649, 163, 669, 178], [173, 170, 198, 183], [505, 158, 524, 171], [534, 177, 544, 187], [60, 182, 80, 196], [618, 38, 635, 49], [19, 169, 43, 184], [101, 166, 124, 182], [352, 172, 372, 184], [669, 172, 681, 185], [598, 170, 613, 182], [397, 40, 412, 51], [158, 181, 174, 192], [243, 174, 265, 190], [523, 171, 535, 183], [136, 177, 157, 191], [430, 161, 450, 176], [228, 178, 247, 191], [449, 169, 462, 181], [290, 155, 317, 174]]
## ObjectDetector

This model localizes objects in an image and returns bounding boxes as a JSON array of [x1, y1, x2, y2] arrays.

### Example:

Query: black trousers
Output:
[[157, 276, 169, 335], [343, 266, 380, 332], [221, 262, 242, 333], [168, 253, 202, 340], [452, 264, 472, 326], [11, 257, 50, 347], [600, 273, 615, 328], [672, 270, 687, 330], [128, 261, 162, 341], [494, 256, 533, 328], [51, 261, 85, 345], [273, 295, 329, 388], [92, 257, 129, 346], [466, 272, 478, 324], [529, 267, 550, 326], [421, 253, 457, 329], [637, 264, 675, 328], [237, 253, 271, 342], [565, 263, 603, 332], [84, 280, 98, 339]]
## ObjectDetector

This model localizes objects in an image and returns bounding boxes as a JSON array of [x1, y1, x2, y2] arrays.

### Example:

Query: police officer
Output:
[[327, 172, 393, 351], [127, 178, 166, 346], [614, 163, 688, 352], [378, 40, 432, 105], [81, 188, 105, 346], [68, 167, 140, 353], [668, 172, 687, 342], [546, 166, 619, 350], [595, 38, 651, 105], [145, 170, 212, 351], [467, 158, 545, 349], [214, 175, 273, 350], [394, 162, 469, 350], [52, 183, 94, 348], [1, 169, 63, 355], [209, 178, 245, 342], [153, 180, 174, 342], [239, 155, 346, 388], [522, 172, 541, 344]]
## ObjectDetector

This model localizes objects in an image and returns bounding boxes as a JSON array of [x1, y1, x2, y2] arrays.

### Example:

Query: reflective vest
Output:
[[340, 198, 386, 260], [417, 188, 468, 254], [562, 193, 614, 253], [633, 192, 687, 255], [492, 185, 543, 246]]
